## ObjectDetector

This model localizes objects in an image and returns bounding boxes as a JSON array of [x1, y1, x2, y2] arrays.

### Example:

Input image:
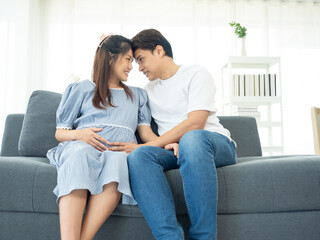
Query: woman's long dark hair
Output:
[[92, 35, 133, 109]]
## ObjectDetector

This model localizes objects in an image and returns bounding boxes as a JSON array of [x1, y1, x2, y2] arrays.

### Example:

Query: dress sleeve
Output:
[[187, 67, 217, 113], [56, 83, 83, 129], [137, 88, 151, 126]]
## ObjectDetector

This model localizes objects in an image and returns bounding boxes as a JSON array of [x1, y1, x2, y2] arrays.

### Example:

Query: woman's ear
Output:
[[108, 52, 114, 65]]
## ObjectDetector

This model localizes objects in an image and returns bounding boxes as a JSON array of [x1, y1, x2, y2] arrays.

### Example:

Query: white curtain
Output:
[[1, 0, 320, 155]]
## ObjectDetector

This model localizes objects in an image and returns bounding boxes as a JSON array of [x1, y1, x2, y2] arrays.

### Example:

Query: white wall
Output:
[[1, 0, 320, 155]]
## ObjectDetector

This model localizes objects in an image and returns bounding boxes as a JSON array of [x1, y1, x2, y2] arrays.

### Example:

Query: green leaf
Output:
[[229, 21, 247, 38]]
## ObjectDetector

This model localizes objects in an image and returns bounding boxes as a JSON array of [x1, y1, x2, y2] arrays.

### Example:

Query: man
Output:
[[110, 29, 237, 240]]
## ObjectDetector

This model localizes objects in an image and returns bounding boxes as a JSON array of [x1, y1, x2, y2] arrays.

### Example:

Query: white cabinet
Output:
[[221, 56, 283, 155]]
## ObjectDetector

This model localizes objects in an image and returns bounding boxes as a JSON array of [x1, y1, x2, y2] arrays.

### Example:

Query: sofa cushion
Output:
[[217, 155, 320, 214], [1, 155, 320, 217], [18, 90, 62, 157]]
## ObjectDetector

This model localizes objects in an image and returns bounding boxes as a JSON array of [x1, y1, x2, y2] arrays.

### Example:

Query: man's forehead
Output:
[[134, 49, 152, 59]]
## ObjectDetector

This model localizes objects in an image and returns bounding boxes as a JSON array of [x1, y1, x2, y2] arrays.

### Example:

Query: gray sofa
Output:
[[0, 90, 320, 240]]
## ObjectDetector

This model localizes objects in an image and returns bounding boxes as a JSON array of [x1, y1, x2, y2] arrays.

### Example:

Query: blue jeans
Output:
[[128, 130, 237, 240]]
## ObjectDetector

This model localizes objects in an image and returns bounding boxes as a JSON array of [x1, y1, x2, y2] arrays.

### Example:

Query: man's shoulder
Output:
[[177, 65, 212, 85], [180, 64, 209, 75]]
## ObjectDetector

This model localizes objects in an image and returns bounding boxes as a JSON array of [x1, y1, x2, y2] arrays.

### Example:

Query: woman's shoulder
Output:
[[128, 86, 147, 97], [75, 79, 95, 89], [127, 85, 145, 93], [65, 79, 95, 93]]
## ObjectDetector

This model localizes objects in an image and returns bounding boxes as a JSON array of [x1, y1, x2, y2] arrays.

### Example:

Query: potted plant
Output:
[[229, 21, 247, 56]]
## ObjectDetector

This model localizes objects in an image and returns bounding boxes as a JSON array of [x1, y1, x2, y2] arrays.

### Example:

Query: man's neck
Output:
[[159, 58, 180, 80]]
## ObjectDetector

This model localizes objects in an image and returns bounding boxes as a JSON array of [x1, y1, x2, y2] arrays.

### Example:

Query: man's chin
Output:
[[147, 75, 157, 81]]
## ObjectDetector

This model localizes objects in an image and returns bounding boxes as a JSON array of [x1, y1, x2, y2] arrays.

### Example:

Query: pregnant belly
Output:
[[97, 125, 135, 144]]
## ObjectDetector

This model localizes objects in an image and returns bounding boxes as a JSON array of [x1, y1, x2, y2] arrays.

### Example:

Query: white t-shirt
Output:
[[145, 64, 231, 139]]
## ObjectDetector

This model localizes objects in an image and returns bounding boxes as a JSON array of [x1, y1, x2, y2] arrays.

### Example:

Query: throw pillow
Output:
[[18, 90, 62, 157]]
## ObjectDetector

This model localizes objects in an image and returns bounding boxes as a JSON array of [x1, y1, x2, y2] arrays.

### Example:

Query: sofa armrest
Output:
[[1, 114, 25, 156]]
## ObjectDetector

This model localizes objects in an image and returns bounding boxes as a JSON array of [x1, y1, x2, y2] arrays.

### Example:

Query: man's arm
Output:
[[145, 110, 209, 148], [107, 110, 209, 153], [137, 125, 158, 143]]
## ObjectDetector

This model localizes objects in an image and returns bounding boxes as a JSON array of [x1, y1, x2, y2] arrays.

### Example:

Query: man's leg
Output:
[[128, 146, 184, 240], [178, 130, 237, 240]]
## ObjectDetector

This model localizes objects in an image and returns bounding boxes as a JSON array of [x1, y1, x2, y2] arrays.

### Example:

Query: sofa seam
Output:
[[32, 163, 41, 213], [220, 167, 228, 213], [218, 209, 320, 215], [264, 161, 275, 211], [309, 157, 320, 183]]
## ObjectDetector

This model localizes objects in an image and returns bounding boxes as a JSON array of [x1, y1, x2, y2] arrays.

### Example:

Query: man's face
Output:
[[134, 48, 161, 81]]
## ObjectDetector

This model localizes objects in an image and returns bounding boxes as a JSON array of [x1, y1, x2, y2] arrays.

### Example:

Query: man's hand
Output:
[[164, 143, 179, 157], [107, 140, 142, 154]]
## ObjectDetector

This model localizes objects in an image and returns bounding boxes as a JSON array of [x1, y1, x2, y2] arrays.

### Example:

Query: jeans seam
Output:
[[179, 168, 195, 227], [209, 134, 217, 160], [159, 166, 178, 221], [153, 152, 181, 231]]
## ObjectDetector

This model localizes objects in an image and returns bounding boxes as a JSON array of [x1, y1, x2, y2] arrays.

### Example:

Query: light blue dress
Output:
[[46, 80, 151, 205]]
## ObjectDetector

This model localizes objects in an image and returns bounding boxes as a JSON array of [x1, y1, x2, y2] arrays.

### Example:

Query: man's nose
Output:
[[139, 64, 143, 72]]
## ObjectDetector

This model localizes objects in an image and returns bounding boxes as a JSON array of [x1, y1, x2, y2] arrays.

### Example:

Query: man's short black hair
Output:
[[132, 29, 173, 58]]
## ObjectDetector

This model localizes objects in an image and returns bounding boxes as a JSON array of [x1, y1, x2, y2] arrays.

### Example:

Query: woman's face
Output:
[[110, 49, 133, 83]]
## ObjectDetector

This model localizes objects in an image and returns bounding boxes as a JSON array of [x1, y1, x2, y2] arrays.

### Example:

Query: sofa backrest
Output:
[[1, 114, 25, 156], [1, 90, 262, 158], [218, 116, 262, 157]]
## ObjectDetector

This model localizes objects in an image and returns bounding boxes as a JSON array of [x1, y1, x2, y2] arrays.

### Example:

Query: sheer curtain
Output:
[[1, 0, 319, 154]]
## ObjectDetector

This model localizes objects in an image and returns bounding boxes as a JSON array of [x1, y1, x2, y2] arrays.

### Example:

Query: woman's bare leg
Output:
[[80, 182, 121, 240], [59, 189, 88, 240]]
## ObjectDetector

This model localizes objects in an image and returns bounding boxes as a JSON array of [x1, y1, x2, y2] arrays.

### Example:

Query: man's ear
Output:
[[154, 45, 165, 57]]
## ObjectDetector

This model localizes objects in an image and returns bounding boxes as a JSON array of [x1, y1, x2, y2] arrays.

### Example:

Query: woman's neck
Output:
[[108, 83, 122, 88], [108, 78, 122, 88]]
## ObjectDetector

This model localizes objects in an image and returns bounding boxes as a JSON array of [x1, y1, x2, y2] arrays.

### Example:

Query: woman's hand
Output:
[[164, 143, 179, 157], [107, 140, 142, 154], [75, 128, 109, 151]]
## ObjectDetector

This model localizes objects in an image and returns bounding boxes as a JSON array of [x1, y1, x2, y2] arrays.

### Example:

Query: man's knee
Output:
[[128, 146, 156, 168], [179, 129, 206, 148]]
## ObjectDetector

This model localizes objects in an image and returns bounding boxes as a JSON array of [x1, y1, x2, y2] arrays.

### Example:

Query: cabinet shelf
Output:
[[258, 122, 282, 128], [262, 146, 283, 152], [221, 56, 283, 156], [226, 96, 281, 106], [222, 56, 280, 68]]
